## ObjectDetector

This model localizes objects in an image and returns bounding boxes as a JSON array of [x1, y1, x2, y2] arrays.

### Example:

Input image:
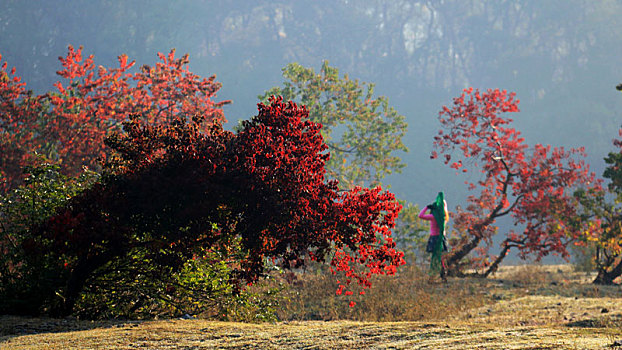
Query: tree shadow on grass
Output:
[[520, 281, 621, 299], [486, 264, 621, 299], [0, 315, 142, 342], [565, 313, 622, 328]]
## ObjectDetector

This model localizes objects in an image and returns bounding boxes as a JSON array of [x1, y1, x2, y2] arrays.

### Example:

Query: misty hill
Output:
[[1, 0, 620, 207]]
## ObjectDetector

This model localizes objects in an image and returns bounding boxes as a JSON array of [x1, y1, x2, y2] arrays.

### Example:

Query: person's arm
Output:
[[419, 207, 433, 220]]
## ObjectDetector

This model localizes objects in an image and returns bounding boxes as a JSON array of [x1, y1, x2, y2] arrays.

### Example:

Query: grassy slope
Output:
[[1, 265, 621, 349]]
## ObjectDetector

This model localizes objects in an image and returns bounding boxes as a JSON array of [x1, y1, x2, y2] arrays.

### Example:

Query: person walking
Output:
[[419, 192, 449, 282]]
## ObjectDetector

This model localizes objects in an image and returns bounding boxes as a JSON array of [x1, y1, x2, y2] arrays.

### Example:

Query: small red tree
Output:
[[0, 46, 230, 193], [19, 97, 403, 316], [432, 88, 596, 276]]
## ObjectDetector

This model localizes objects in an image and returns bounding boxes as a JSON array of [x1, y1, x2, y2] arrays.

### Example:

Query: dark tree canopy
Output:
[[4, 97, 404, 316]]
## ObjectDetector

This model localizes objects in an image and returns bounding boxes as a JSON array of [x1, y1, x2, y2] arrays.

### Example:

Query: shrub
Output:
[[73, 246, 284, 321], [0, 157, 97, 315]]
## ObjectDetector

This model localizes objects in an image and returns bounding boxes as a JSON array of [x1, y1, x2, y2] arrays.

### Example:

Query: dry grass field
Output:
[[1, 264, 621, 349]]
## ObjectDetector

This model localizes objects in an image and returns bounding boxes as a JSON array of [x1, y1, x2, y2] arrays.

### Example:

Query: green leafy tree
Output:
[[259, 61, 408, 188], [571, 186, 622, 285], [567, 84, 622, 285], [259, 62, 427, 266], [391, 201, 429, 265]]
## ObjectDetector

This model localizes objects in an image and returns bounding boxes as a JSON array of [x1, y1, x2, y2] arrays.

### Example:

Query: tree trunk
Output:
[[53, 250, 118, 317], [482, 243, 512, 278], [57, 262, 91, 317], [593, 259, 622, 285], [444, 235, 482, 276]]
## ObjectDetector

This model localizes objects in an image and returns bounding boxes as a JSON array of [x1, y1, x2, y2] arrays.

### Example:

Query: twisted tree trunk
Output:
[[593, 258, 622, 285], [444, 235, 482, 277]]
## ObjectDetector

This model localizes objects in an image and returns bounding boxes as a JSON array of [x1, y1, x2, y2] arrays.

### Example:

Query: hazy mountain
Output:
[[1, 0, 621, 209]]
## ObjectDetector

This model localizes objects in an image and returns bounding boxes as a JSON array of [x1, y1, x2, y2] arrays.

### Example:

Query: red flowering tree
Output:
[[0, 53, 45, 192], [12, 97, 403, 316], [432, 88, 596, 276], [0, 46, 229, 193]]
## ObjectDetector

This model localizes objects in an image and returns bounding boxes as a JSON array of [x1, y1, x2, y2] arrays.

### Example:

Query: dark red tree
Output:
[[432, 88, 597, 276], [26, 97, 403, 316]]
